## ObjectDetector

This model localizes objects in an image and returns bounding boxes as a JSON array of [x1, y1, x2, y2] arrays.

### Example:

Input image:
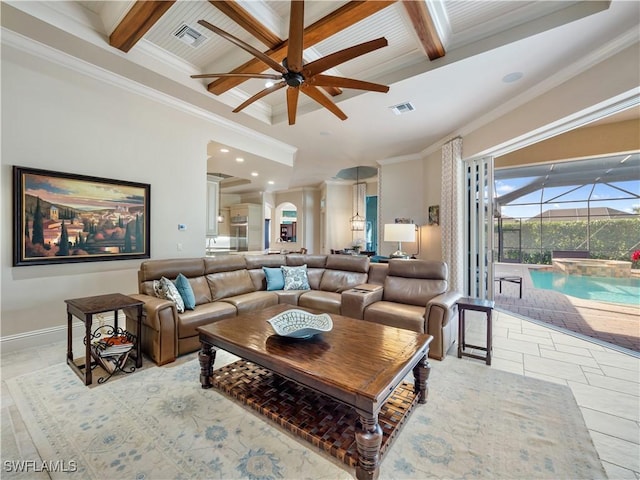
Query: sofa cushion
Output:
[[204, 255, 247, 274], [245, 254, 287, 269], [274, 290, 305, 305], [153, 277, 185, 313], [140, 258, 205, 283], [388, 258, 447, 279], [177, 302, 237, 339], [263, 267, 285, 291], [207, 269, 255, 301], [220, 291, 278, 315], [363, 301, 426, 333], [191, 276, 212, 306], [298, 291, 342, 314], [319, 270, 368, 293], [174, 273, 196, 310], [383, 276, 447, 306], [282, 265, 310, 290], [325, 254, 370, 273], [286, 254, 327, 268]]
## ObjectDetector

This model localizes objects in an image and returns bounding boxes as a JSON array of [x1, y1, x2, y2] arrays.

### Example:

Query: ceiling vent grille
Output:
[[389, 102, 415, 115], [174, 24, 206, 48]]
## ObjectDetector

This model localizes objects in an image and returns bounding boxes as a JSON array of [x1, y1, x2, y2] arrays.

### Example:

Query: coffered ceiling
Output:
[[3, 1, 639, 194]]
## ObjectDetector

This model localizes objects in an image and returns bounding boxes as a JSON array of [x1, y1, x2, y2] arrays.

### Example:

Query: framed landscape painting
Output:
[[13, 166, 150, 266]]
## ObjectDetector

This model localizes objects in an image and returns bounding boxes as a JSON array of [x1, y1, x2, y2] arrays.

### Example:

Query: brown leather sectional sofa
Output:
[[126, 254, 460, 365]]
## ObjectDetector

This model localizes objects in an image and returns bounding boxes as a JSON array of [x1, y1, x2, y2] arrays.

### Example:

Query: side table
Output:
[[457, 297, 495, 365], [65, 293, 143, 385]]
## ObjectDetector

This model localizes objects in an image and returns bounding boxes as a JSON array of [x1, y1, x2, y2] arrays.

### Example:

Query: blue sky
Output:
[[494, 178, 640, 219]]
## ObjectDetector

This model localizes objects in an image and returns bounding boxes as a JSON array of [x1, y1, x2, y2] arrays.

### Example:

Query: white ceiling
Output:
[[3, 0, 639, 194]]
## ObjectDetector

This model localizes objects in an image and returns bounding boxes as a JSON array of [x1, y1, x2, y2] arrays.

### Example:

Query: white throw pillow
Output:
[[153, 276, 185, 313]]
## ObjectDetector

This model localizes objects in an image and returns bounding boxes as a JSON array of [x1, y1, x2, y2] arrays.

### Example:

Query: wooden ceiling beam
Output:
[[207, 0, 397, 95], [402, 0, 445, 60], [109, 1, 176, 53]]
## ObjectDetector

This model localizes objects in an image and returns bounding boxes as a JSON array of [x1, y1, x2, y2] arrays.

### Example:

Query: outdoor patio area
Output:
[[494, 263, 640, 354]]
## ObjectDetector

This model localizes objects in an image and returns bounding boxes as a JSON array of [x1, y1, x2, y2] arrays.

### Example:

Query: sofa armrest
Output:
[[341, 284, 383, 319], [124, 293, 179, 365], [426, 291, 462, 327]]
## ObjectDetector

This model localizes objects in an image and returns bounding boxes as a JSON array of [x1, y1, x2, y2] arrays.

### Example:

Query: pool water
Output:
[[529, 270, 640, 306]]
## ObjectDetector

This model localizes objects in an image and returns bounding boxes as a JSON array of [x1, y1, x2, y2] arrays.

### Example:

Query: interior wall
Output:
[[323, 182, 352, 252], [1, 45, 221, 337], [378, 158, 423, 257], [421, 150, 443, 261], [301, 188, 320, 254]]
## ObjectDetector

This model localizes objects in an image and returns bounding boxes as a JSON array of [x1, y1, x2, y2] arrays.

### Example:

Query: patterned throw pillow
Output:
[[153, 276, 185, 313], [174, 273, 196, 310], [281, 264, 310, 290]]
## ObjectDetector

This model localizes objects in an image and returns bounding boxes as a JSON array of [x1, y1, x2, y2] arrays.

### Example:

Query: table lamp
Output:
[[384, 223, 416, 258]]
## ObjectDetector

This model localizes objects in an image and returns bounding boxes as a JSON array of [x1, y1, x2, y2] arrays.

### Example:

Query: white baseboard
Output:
[[1, 314, 116, 354]]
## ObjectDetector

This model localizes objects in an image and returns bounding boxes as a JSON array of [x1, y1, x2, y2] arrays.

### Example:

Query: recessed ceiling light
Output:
[[502, 72, 523, 83], [220, 148, 229, 153], [268, 180, 275, 185], [236, 157, 244, 162], [251, 172, 258, 177]]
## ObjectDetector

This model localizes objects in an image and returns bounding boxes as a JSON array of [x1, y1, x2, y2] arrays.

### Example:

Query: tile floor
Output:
[[1, 309, 639, 479]]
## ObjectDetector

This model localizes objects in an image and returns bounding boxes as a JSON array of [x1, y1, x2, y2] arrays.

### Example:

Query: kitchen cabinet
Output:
[[229, 203, 262, 251]]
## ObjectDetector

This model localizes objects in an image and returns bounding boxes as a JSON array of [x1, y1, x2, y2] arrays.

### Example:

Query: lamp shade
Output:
[[384, 223, 415, 243]]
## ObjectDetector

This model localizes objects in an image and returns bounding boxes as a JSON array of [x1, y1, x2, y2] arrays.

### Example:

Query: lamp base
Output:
[[390, 250, 410, 259]]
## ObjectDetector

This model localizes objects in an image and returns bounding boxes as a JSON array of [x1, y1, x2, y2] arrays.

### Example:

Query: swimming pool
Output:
[[528, 270, 640, 306]]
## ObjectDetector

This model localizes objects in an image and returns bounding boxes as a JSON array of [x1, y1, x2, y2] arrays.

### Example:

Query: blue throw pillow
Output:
[[174, 273, 196, 310], [263, 267, 285, 291]]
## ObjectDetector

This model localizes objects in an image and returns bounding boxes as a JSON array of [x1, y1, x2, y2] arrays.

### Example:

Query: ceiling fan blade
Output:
[[300, 84, 347, 121], [191, 73, 282, 80], [304, 37, 388, 77], [232, 81, 286, 113], [308, 74, 389, 93], [287, 87, 299, 125], [197, 19, 287, 74], [286, 0, 305, 73]]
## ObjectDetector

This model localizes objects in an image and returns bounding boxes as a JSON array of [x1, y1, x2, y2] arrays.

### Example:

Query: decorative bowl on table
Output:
[[267, 309, 333, 339]]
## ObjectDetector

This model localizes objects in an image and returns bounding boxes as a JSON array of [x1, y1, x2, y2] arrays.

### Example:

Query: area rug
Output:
[[6, 352, 606, 479]]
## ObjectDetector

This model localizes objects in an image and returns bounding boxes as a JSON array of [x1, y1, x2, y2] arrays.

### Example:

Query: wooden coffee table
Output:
[[197, 304, 433, 480]]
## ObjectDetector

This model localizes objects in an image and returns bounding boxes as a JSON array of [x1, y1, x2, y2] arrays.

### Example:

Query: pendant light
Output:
[[350, 167, 365, 231]]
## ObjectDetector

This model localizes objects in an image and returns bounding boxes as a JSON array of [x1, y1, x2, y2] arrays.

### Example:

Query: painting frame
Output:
[[13, 166, 151, 266], [428, 205, 440, 226]]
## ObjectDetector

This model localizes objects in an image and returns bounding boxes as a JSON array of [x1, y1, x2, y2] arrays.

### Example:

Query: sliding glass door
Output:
[[464, 156, 495, 299]]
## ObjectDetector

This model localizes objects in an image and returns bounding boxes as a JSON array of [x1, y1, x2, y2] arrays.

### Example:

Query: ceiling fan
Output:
[[191, 0, 390, 125]]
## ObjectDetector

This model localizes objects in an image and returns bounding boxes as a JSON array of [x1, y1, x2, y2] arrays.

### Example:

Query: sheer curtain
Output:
[[440, 137, 464, 294]]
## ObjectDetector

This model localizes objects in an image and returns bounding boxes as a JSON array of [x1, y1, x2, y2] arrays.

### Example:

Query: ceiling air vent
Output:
[[173, 24, 206, 48], [389, 102, 415, 115]]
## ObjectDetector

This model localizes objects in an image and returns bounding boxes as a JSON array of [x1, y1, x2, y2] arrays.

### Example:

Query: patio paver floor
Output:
[[494, 263, 639, 353]]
